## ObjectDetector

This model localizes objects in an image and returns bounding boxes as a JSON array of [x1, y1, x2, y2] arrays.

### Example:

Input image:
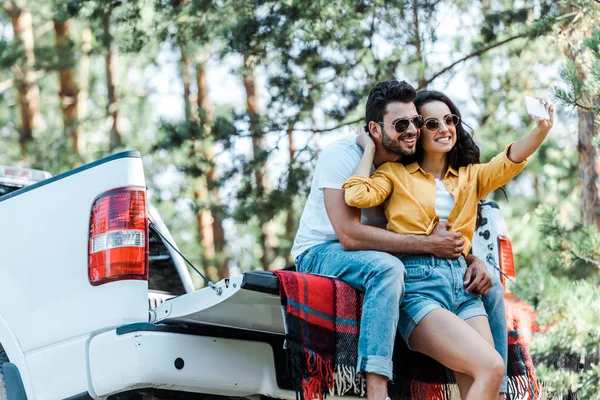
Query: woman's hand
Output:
[[534, 97, 554, 135], [356, 127, 376, 153], [348, 126, 377, 178], [507, 98, 555, 163]]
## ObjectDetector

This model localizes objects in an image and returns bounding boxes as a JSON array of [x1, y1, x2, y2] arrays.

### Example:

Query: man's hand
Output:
[[464, 256, 493, 295], [427, 221, 464, 259]]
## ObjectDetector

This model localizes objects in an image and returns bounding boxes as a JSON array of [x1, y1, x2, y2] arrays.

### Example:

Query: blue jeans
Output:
[[483, 272, 508, 393], [296, 241, 508, 392], [295, 241, 405, 380]]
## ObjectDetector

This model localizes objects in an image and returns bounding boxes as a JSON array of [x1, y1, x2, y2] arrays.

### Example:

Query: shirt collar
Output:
[[405, 162, 459, 177], [405, 162, 421, 174], [446, 165, 458, 177]]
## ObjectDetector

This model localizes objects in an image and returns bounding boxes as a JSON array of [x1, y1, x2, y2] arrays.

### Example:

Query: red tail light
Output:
[[498, 235, 515, 291], [89, 187, 148, 285]]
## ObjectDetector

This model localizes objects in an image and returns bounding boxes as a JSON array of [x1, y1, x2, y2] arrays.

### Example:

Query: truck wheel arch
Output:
[[0, 345, 6, 399], [0, 314, 31, 399]]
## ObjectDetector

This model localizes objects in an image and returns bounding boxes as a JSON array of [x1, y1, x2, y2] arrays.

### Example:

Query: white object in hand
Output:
[[525, 96, 550, 120]]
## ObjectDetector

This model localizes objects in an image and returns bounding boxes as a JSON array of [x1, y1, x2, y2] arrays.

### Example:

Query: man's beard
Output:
[[382, 131, 417, 157]]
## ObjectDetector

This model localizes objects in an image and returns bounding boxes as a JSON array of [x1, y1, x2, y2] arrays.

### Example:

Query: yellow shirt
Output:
[[341, 144, 526, 255]]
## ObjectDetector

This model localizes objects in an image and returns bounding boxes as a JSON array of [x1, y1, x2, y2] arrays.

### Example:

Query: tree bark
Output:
[[78, 26, 92, 152], [243, 56, 266, 197], [242, 55, 274, 271], [411, 0, 426, 89], [285, 124, 296, 266], [179, 47, 219, 280], [180, 48, 213, 279], [54, 19, 81, 155], [180, 49, 195, 121], [577, 105, 600, 229], [4, 3, 41, 153], [194, 180, 216, 279], [561, 8, 600, 230], [196, 59, 228, 279], [102, 11, 121, 151]]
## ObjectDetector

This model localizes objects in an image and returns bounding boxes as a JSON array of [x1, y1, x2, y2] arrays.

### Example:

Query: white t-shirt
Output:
[[291, 137, 387, 259], [435, 178, 455, 220]]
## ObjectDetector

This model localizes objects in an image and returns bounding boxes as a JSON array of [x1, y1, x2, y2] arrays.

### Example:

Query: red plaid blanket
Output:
[[274, 270, 540, 400], [273, 270, 365, 400]]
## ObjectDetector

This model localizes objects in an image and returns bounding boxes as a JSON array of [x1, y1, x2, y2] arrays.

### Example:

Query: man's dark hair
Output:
[[365, 80, 417, 133]]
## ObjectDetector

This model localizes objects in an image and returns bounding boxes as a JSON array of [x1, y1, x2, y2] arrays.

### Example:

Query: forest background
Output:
[[0, 0, 598, 397]]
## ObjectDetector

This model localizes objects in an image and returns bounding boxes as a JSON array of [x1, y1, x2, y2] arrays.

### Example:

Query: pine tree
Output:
[[2, 1, 42, 154], [554, 0, 600, 229]]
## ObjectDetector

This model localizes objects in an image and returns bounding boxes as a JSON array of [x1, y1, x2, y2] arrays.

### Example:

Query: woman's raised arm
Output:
[[507, 98, 554, 163]]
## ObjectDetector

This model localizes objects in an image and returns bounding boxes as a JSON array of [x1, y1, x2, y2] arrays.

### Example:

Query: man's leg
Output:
[[296, 241, 406, 400], [481, 275, 508, 398]]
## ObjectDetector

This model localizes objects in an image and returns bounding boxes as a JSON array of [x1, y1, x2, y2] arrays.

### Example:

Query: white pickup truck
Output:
[[0, 151, 516, 400]]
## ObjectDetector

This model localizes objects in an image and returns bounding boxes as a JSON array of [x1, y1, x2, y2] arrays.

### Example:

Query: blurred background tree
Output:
[[518, 1, 600, 398], [0, 0, 598, 396]]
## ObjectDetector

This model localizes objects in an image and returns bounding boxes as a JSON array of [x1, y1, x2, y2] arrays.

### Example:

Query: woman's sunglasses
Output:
[[423, 114, 460, 132], [379, 115, 424, 133]]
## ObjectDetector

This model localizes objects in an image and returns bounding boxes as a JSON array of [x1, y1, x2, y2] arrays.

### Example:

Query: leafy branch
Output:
[[420, 33, 525, 89], [294, 117, 363, 134]]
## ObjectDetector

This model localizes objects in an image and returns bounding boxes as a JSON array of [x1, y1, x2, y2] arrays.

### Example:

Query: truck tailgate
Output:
[[153, 272, 285, 334]]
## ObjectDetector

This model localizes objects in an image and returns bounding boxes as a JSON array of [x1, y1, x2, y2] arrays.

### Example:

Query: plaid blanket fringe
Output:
[[292, 348, 366, 400], [505, 295, 541, 400], [274, 270, 540, 400]]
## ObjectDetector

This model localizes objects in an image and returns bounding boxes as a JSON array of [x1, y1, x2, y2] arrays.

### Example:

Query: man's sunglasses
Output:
[[378, 115, 424, 133], [423, 114, 460, 132]]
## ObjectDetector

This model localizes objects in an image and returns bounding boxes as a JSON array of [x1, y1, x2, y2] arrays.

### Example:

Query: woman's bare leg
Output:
[[408, 310, 504, 400], [452, 317, 499, 399], [454, 372, 473, 400]]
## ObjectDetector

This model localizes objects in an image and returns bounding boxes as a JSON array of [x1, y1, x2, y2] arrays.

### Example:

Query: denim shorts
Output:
[[397, 255, 487, 349]]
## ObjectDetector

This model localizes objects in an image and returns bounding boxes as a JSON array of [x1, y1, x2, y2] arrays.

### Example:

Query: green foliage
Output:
[[514, 267, 600, 398], [537, 205, 600, 280]]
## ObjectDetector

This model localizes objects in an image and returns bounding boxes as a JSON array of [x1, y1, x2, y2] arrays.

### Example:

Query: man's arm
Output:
[[324, 188, 465, 258]]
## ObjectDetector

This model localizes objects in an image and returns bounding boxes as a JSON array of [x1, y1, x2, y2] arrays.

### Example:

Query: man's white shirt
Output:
[[291, 136, 387, 260]]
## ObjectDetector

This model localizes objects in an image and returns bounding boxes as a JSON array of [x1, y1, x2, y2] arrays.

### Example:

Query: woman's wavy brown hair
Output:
[[403, 90, 480, 169]]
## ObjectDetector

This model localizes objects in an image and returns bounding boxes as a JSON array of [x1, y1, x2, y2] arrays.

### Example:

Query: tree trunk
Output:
[[243, 56, 266, 197], [412, 0, 426, 90], [54, 19, 81, 155], [242, 55, 274, 271], [194, 179, 217, 280], [4, 3, 41, 153], [561, 10, 600, 229], [180, 49, 196, 121], [196, 59, 228, 279], [178, 47, 218, 280], [577, 105, 600, 229], [102, 11, 121, 151], [78, 26, 92, 153], [285, 125, 296, 265], [179, 48, 214, 279]]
